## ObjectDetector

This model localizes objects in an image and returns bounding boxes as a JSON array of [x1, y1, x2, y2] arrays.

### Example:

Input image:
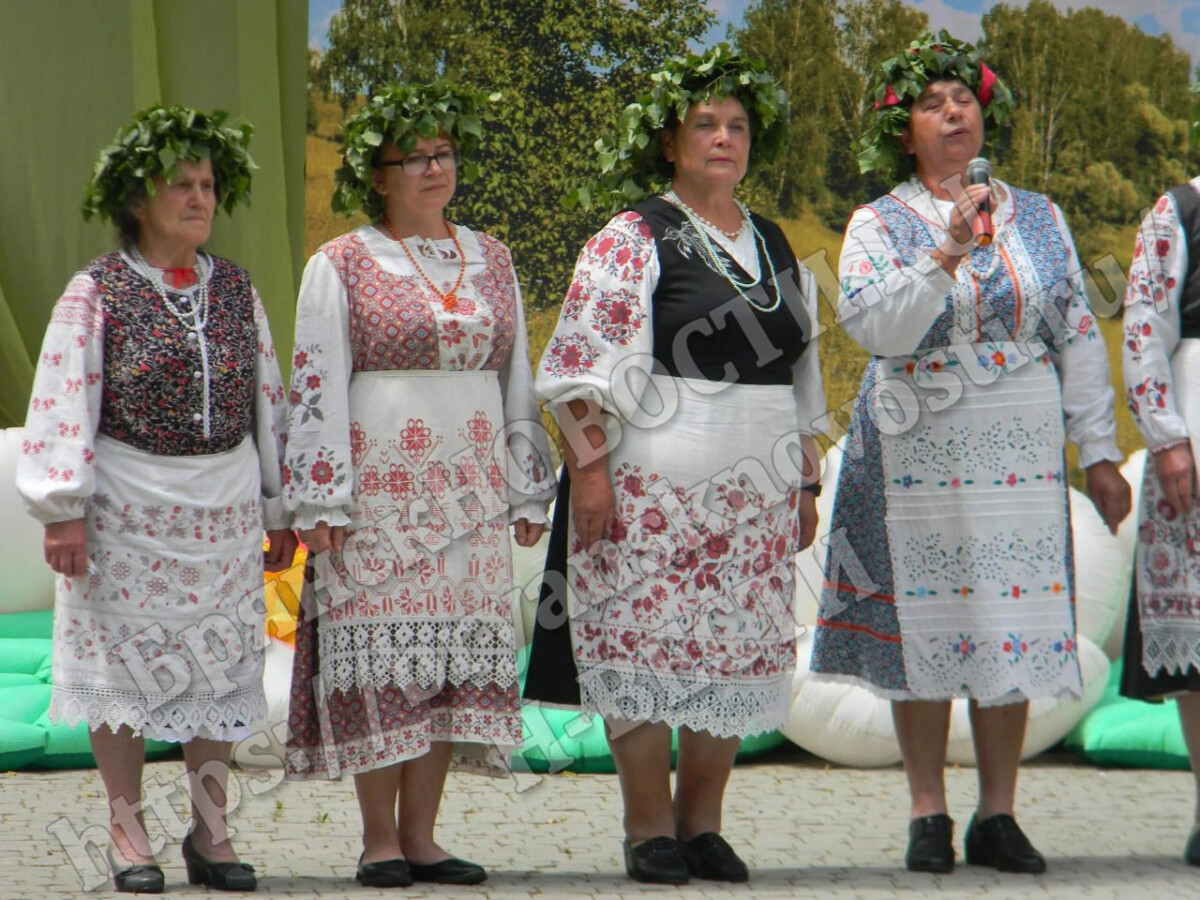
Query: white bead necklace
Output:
[[663, 191, 782, 313], [126, 246, 215, 440]]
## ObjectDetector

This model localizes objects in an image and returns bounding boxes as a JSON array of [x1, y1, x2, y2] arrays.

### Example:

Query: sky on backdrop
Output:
[[308, 0, 1200, 70]]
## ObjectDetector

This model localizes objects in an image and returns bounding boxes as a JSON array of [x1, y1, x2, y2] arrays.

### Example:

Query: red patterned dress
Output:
[[283, 224, 553, 779], [16, 252, 289, 741]]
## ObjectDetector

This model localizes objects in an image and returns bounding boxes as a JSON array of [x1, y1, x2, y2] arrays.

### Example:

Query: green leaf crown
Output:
[[567, 43, 789, 214], [82, 105, 255, 222], [858, 30, 1015, 180], [331, 81, 500, 219]]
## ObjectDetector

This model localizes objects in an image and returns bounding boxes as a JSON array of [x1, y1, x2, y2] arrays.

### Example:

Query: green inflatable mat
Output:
[[0, 610, 178, 770], [1064, 658, 1189, 770], [511, 645, 786, 774]]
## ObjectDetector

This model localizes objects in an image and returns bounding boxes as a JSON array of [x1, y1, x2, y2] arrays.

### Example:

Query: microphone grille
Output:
[[967, 157, 992, 180]]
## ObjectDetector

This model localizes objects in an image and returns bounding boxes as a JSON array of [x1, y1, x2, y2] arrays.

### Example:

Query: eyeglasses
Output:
[[376, 150, 461, 176]]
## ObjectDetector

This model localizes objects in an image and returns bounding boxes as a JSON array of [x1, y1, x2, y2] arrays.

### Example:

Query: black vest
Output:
[[1169, 183, 1200, 340], [632, 197, 811, 385]]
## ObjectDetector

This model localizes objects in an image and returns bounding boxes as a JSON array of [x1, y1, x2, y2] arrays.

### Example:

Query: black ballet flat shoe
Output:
[[964, 813, 1046, 874], [1185, 829, 1200, 866], [905, 813, 955, 873], [107, 847, 165, 894], [182, 834, 258, 891], [680, 832, 749, 883], [408, 857, 487, 885], [623, 836, 689, 885], [354, 853, 413, 888]]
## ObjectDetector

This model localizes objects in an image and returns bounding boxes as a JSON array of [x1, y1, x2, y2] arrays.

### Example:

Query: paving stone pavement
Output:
[[2, 745, 1196, 899]]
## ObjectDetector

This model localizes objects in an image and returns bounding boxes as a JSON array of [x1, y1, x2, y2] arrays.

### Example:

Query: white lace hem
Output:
[[1142, 630, 1200, 679], [49, 685, 268, 743], [320, 618, 518, 695], [805, 670, 1082, 708], [576, 667, 791, 738]]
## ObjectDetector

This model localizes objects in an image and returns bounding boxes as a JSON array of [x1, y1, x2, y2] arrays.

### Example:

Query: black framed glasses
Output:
[[376, 150, 461, 176]]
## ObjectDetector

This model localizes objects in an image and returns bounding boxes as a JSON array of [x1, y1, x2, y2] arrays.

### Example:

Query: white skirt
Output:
[[567, 375, 802, 737], [49, 435, 267, 742]]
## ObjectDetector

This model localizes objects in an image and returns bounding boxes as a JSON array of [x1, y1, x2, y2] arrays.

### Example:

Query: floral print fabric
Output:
[[1123, 181, 1200, 677], [283, 225, 553, 779], [812, 179, 1119, 703], [17, 256, 288, 740], [535, 209, 825, 737]]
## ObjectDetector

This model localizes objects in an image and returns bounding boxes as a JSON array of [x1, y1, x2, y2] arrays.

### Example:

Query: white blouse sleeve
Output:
[[534, 212, 658, 423], [1048, 204, 1121, 468], [1122, 192, 1190, 451], [792, 264, 827, 436], [16, 273, 105, 524], [283, 250, 355, 530], [497, 256, 556, 524], [250, 289, 290, 530], [837, 204, 956, 357]]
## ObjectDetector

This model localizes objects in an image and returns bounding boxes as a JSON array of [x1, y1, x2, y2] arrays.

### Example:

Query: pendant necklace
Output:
[[383, 217, 467, 313]]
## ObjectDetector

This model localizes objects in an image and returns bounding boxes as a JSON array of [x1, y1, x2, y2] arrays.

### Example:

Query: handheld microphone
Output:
[[966, 157, 993, 247]]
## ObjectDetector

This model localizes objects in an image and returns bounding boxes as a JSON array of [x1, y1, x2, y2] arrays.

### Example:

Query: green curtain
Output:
[[0, 0, 307, 428]]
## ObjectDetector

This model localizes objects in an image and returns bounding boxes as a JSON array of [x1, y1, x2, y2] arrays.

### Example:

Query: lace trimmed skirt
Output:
[[284, 370, 523, 780], [49, 435, 267, 742], [535, 375, 801, 738]]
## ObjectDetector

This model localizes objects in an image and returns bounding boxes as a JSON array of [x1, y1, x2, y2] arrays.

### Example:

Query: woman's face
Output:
[[370, 134, 457, 221], [901, 78, 984, 175], [134, 158, 216, 252], [661, 95, 751, 193]]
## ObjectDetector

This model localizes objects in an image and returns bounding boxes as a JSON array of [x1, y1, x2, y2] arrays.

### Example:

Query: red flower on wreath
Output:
[[874, 84, 901, 110], [977, 63, 996, 105]]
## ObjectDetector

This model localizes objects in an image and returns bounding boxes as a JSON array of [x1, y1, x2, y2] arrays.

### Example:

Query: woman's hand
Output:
[[798, 491, 819, 551], [299, 521, 347, 555], [1086, 460, 1132, 534], [44, 519, 87, 577], [1154, 443, 1195, 516], [513, 519, 545, 547], [946, 181, 992, 248], [570, 469, 615, 551], [264, 529, 300, 573]]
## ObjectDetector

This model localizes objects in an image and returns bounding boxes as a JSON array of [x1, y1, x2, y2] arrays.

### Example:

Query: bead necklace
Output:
[[663, 190, 782, 313], [664, 190, 747, 240], [126, 245, 214, 439], [382, 216, 467, 312]]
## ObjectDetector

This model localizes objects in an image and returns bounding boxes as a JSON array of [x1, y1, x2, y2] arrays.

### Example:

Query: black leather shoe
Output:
[[107, 847, 165, 894], [182, 834, 257, 891], [1185, 829, 1200, 866], [905, 813, 955, 873], [680, 832, 749, 882], [623, 836, 689, 885], [409, 857, 487, 885], [355, 854, 413, 887], [964, 813, 1046, 874]]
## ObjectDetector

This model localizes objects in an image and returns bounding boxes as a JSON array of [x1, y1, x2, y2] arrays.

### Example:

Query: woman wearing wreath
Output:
[[16, 106, 294, 893], [809, 31, 1130, 874], [525, 45, 824, 885], [281, 82, 554, 888]]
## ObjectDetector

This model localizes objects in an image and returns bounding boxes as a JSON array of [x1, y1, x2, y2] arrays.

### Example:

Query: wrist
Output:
[[800, 482, 822, 497]]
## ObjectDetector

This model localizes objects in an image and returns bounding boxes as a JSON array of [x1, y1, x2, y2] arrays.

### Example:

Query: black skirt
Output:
[[522, 467, 583, 706], [1119, 578, 1200, 699]]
